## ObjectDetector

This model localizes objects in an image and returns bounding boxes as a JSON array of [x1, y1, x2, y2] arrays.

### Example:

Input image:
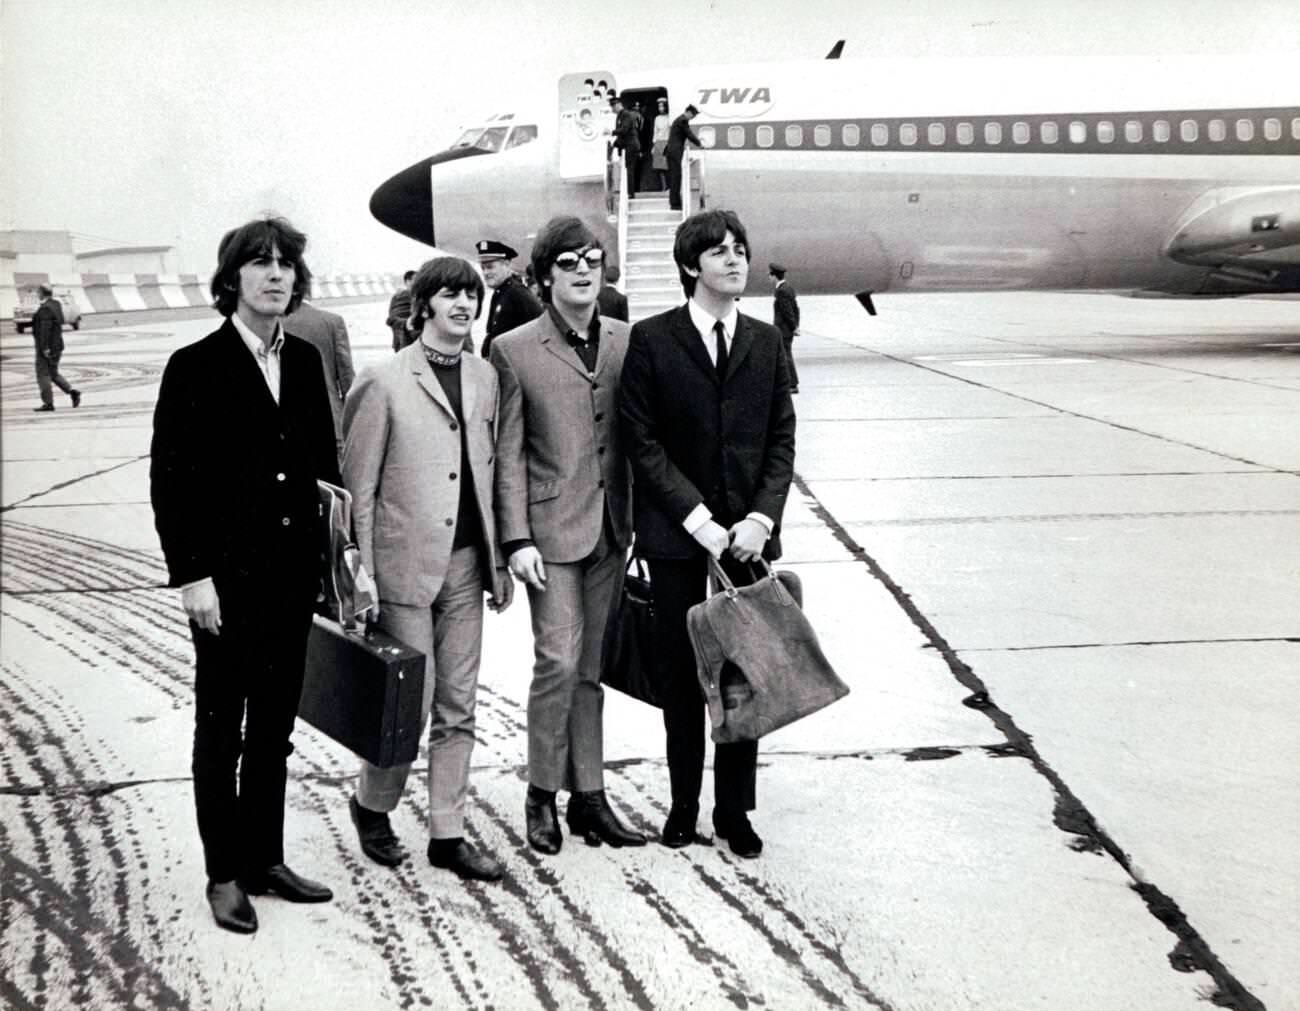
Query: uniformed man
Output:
[[478, 239, 543, 360]]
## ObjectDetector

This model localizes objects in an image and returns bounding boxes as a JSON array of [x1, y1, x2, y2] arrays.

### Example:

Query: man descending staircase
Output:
[[621, 194, 682, 322]]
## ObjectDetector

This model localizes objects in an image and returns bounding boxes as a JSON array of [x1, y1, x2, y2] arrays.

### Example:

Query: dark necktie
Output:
[[713, 320, 728, 380]]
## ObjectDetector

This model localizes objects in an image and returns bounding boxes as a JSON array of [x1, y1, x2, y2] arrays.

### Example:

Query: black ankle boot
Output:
[[525, 785, 561, 854], [567, 790, 646, 848]]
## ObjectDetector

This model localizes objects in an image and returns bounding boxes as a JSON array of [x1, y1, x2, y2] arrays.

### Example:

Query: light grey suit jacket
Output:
[[342, 341, 505, 607], [490, 311, 632, 564], [288, 301, 355, 445]]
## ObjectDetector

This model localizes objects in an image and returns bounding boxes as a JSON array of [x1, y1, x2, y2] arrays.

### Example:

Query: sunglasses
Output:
[[553, 249, 605, 272]]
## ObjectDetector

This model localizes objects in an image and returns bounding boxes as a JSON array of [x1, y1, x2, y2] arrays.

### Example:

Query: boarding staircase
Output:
[[622, 195, 681, 321]]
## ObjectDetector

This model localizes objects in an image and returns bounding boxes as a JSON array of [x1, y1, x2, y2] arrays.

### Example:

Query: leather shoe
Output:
[[350, 795, 405, 867], [33, 405, 55, 412], [428, 838, 503, 882], [71, 389, 82, 408], [567, 790, 646, 847], [206, 879, 257, 934], [525, 786, 562, 855], [240, 863, 333, 902], [713, 809, 763, 858], [661, 804, 705, 849]]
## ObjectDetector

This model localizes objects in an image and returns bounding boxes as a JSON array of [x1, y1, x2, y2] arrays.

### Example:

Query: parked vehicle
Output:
[[14, 288, 83, 333]]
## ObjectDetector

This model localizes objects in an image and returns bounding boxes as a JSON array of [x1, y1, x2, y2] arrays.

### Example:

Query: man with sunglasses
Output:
[[490, 216, 645, 856]]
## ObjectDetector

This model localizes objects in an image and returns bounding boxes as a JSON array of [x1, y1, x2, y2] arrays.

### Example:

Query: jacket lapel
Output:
[[725, 314, 755, 382], [539, 313, 593, 380], [218, 319, 281, 416], [408, 344, 457, 420], [671, 305, 719, 385]]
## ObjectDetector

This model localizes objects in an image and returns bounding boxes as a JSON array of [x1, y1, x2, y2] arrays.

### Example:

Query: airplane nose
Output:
[[369, 147, 493, 248]]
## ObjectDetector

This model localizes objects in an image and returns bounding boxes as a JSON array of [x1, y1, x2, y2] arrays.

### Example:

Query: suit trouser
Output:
[[624, 149, 640, 196], [190, 583, 315, 883], [647, 554, 759, 814], [357, 545, 484, 839], [524, 525, 621, 794], [667, 156, 683, 209], [35, 352, 74, 406], [780, 332, 799, 388]]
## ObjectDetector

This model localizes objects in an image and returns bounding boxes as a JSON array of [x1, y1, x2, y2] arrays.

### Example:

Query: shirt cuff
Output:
[[502, 539, 535, 559], [180, 576, 213, 593], [682, 503, 712, 535], [745, 512, 774, 535]]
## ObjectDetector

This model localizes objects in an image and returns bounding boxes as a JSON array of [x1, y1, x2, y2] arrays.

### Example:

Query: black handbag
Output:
[[688, 559, 849, 743], [600, 555, 663, 708]]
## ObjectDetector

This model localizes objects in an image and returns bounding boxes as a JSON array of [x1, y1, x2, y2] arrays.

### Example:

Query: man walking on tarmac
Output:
[[31, 285, 81, 411], [478, 239, 542, 360]]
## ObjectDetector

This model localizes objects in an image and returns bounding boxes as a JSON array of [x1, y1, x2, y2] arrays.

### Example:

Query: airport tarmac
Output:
[[2, 291, 1297, 1011]]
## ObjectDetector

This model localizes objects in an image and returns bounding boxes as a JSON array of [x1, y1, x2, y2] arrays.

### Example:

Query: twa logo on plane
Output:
[[695, 85, 773, 119]]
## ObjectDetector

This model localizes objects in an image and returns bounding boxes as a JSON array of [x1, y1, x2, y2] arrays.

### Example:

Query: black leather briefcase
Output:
[[299, 615, 425, 768]]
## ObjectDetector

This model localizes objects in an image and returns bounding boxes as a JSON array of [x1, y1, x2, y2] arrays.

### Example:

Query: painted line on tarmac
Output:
[[792, 470, 1267, 1011], [961, 635, 1300, 652], [0, 455, 149, 513]]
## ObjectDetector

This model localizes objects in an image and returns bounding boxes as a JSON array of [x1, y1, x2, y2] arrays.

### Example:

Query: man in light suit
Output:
[[490, 216, 645, 855], [287, 298, 355, 457], [343, 256, 513, 882], [620, 209, 796, 858], [150, 217, 340, 933]]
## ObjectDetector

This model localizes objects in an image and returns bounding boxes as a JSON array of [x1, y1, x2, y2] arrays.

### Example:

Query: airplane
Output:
[[369, 48, 1300, 315]]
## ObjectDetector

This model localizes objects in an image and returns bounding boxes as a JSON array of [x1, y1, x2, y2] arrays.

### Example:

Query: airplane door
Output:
[[559, 71, 616, 180]]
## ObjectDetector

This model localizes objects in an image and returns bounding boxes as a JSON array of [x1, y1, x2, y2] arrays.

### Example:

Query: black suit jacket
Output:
[[620, 305, 796, 560], [483, 274, 544, 356], [32, 299, 65, 356], [773, 282, 800, 339], [664, 115, 701, 159], [149, 319, 341, 594], [597, 284, 629, 322]]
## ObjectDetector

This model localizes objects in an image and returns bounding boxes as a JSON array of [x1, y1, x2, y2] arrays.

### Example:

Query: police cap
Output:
[[476, 239, 518, 261]]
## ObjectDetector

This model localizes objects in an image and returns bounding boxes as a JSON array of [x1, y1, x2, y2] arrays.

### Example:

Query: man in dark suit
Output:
[[491, 216, 644, 855], [597, 264, 629, 322], [386, 269, 416, 350], [150, 217, 341, 934], [31, 285, 81, 412], [610, 95, 642, 197], [478, 239, 543, 359], [620, 209, 796, 858], [664, 104, 702, 211], [769, 263, 801, 393], [287, 298, 355, 458]]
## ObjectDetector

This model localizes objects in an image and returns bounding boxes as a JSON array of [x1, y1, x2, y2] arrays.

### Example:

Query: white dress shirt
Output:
[[230, 311, 285, 404]]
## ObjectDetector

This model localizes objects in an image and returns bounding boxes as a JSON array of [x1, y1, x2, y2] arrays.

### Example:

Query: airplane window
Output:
[[1040, 122, 1059, 144], [452, 127, 484, 149], [1069, 121, 1087, 143], [1264, 118, 1282, 141], [899, 123, 917, 146], [1153, 119, 1171, 142], [842, 123, 861, 146], [784, 124, 803, 147], [1097, 121, 1114, 143], [984, 122, 1002, 144], [927, 123, 945, 145], [1208, 119, 1226, 142], [871, 123, 889, 146], [728, 125, 746, 148], [956, 123, 973, 145], [1012, 121, 1029, 144], [814, 125, 832, 147], [1235, 118, 1254, 141], [1179, 119, 1198, 142], [1125, 120, 1143, 142], [1292, 117, 1300, 140], [700, 126, 717, 148], [474, 126, 509, 152], [756, 125, 774, 148], [504, 124, 538, 150]]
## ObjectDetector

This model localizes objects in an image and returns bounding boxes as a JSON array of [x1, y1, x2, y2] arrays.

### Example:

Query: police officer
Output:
[[478, 240, 543, 359]]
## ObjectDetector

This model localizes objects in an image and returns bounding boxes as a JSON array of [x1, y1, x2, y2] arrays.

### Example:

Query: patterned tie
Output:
[[713, 320, 728, 380]]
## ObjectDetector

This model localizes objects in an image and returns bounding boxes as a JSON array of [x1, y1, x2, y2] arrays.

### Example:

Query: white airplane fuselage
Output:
[[373, 54, 1300, 298]]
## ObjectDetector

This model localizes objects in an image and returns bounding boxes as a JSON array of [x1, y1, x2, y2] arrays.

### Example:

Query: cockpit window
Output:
[[451, 125, 511, 153], [504, 124, 539, 150]]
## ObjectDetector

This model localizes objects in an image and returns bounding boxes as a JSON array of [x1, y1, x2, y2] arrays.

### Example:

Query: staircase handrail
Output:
[[615, 149, 630, 288]]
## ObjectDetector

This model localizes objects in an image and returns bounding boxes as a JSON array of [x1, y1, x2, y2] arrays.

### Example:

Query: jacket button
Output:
[[597, 446, 605, 455], [594, 412, 604, 422], [597, 479, 605, 488], [591, 382, 599, 391], [445, 518, 454, 527], [275, 472, 286, 482], [449, 472, 457, 480], [450, 422, 458, 431], [281, 517, 291, 527]]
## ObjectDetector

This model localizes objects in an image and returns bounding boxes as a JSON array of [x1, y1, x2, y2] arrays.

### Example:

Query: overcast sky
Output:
[[3, 0, 1297, 275]]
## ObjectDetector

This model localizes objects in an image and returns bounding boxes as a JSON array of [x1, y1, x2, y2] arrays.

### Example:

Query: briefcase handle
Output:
[[706, 557, 795, 607]]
